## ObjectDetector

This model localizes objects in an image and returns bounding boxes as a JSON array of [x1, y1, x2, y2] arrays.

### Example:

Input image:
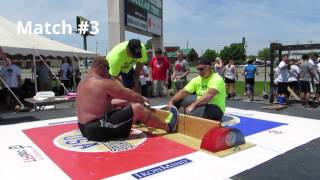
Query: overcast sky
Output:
[[2, 0, 320, 56]]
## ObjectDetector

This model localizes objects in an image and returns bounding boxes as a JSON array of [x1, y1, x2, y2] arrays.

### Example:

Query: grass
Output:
[[189, 66, 269, 96], [235, 80, 270, 96]]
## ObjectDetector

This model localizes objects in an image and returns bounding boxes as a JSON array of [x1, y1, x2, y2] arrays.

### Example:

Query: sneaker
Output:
[[165, 106, 179, 133]]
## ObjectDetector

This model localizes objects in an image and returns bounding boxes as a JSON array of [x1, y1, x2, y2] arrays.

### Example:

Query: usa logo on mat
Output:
[[54, 129, 147, 153]]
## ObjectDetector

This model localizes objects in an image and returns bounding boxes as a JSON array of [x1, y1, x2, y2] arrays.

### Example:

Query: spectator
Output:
[[288, 59, 300, 98], [214, 57, 224, 77], [0, 47, 21, 109], [277, 54, 290, 103], [310, 53, 319, 97], [36, 59, 52, 91], [172, 50, 190, 91], [139, 64, 151, 97], [223, 59, 238, 99], [242, 60, 258, 101], [67, 57, 74, 90], [59, 58, 71, 93], [300, 54, 318, 106], [149, 48, 170, 97], [316, 59, 320, 101], [273, 66, 280, 102]]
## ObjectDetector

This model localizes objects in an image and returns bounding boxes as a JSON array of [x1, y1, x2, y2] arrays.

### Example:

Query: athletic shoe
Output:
[[165, 106, 179, 133]]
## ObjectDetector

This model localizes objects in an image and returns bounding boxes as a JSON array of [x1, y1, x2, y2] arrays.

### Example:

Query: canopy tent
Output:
[[0, 16, 97, 99], [0, 16, 96, 58]]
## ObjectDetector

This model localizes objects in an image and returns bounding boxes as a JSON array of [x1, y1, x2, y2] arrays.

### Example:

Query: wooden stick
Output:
[[287, 86, 300, 100]]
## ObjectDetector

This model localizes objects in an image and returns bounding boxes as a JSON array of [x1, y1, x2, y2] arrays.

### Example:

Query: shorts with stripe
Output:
[[78, 105, 133, 141]]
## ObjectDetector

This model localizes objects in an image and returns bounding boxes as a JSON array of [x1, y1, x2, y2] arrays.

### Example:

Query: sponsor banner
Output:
[[0, 127, 69, 179], [125, 0, 162, 36], [127, 14, 148, 32], [108, 151, 237, 180], [126, 1, 148, 21], [148, 0, 162, 9], [147, 13, 162, 35], [132, 158, 192, 179], [8, 145, 44, 163]]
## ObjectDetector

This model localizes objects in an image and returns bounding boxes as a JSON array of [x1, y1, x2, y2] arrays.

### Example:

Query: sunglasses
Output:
[[197, 67, 207, 71]]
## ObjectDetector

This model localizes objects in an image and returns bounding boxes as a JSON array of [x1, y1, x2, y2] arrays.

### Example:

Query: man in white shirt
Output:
[[288, 59, 300, 97], [277, 54, 289, 102]]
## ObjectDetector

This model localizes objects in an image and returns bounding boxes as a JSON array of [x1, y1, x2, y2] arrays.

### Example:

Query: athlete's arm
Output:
[[186, 88, 217, 114], [167, 89, 189, 108], [105, 79, 145, 104]]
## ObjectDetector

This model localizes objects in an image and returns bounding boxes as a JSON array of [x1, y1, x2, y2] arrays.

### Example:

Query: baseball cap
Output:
[[128, 39, 142, 58], [197, 58, 212, 66]]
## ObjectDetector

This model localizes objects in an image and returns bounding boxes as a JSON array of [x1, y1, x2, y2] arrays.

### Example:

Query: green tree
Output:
[[247, 55, 257, 61], [201, 49, 217, 62], [220, 43, 245, 64], [257, 48, 270, 60], [145, 39, 152, 50]]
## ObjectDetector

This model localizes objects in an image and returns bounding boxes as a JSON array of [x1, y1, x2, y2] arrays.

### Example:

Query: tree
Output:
[[220, 43, 245, 64], [201, 49, 217, 62], [257, 48, 270, 60], [145, 39, 152, 50], [247, 55, 257, 61]]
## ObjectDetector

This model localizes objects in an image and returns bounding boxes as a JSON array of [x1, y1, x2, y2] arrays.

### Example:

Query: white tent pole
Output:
[[72, 51, 80, 91], [33, 54, 38, 93], [33, 49, 70, 94], [72, 55, 76, 92]]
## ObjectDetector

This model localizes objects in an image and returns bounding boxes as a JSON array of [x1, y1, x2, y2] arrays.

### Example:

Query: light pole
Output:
[[96, 41, 99, 54]]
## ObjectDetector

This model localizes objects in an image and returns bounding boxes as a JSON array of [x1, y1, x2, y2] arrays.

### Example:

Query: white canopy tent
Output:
[[0, 16, 97, 95], [0, 16, 96, 58]]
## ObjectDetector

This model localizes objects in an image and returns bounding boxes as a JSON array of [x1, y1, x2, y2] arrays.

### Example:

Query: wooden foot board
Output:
[[262, 104, 288, 111], [150, 108, 221, 140]]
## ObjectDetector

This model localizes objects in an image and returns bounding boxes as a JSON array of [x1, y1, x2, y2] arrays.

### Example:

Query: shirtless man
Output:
[[77, 57, 178, 141]]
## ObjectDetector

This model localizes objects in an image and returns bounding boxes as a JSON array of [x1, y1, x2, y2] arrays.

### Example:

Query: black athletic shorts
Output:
[[173, 95, 224, 121], [316, 84, 320, 94], [277, 82, 289, 95], [190, 104, 224, 121], [245, 78, 255, 86], [78, 105, 134, 141], [300, 81, 311, 93], [288, 81, 299, 94], [224, 77, 235, 84]]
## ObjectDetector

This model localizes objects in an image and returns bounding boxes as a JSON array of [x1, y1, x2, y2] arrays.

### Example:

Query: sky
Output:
[[2, 0, 320, 56]]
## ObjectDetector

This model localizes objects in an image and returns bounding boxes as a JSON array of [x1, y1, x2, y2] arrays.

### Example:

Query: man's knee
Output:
[[131, 103, 145, 113]]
